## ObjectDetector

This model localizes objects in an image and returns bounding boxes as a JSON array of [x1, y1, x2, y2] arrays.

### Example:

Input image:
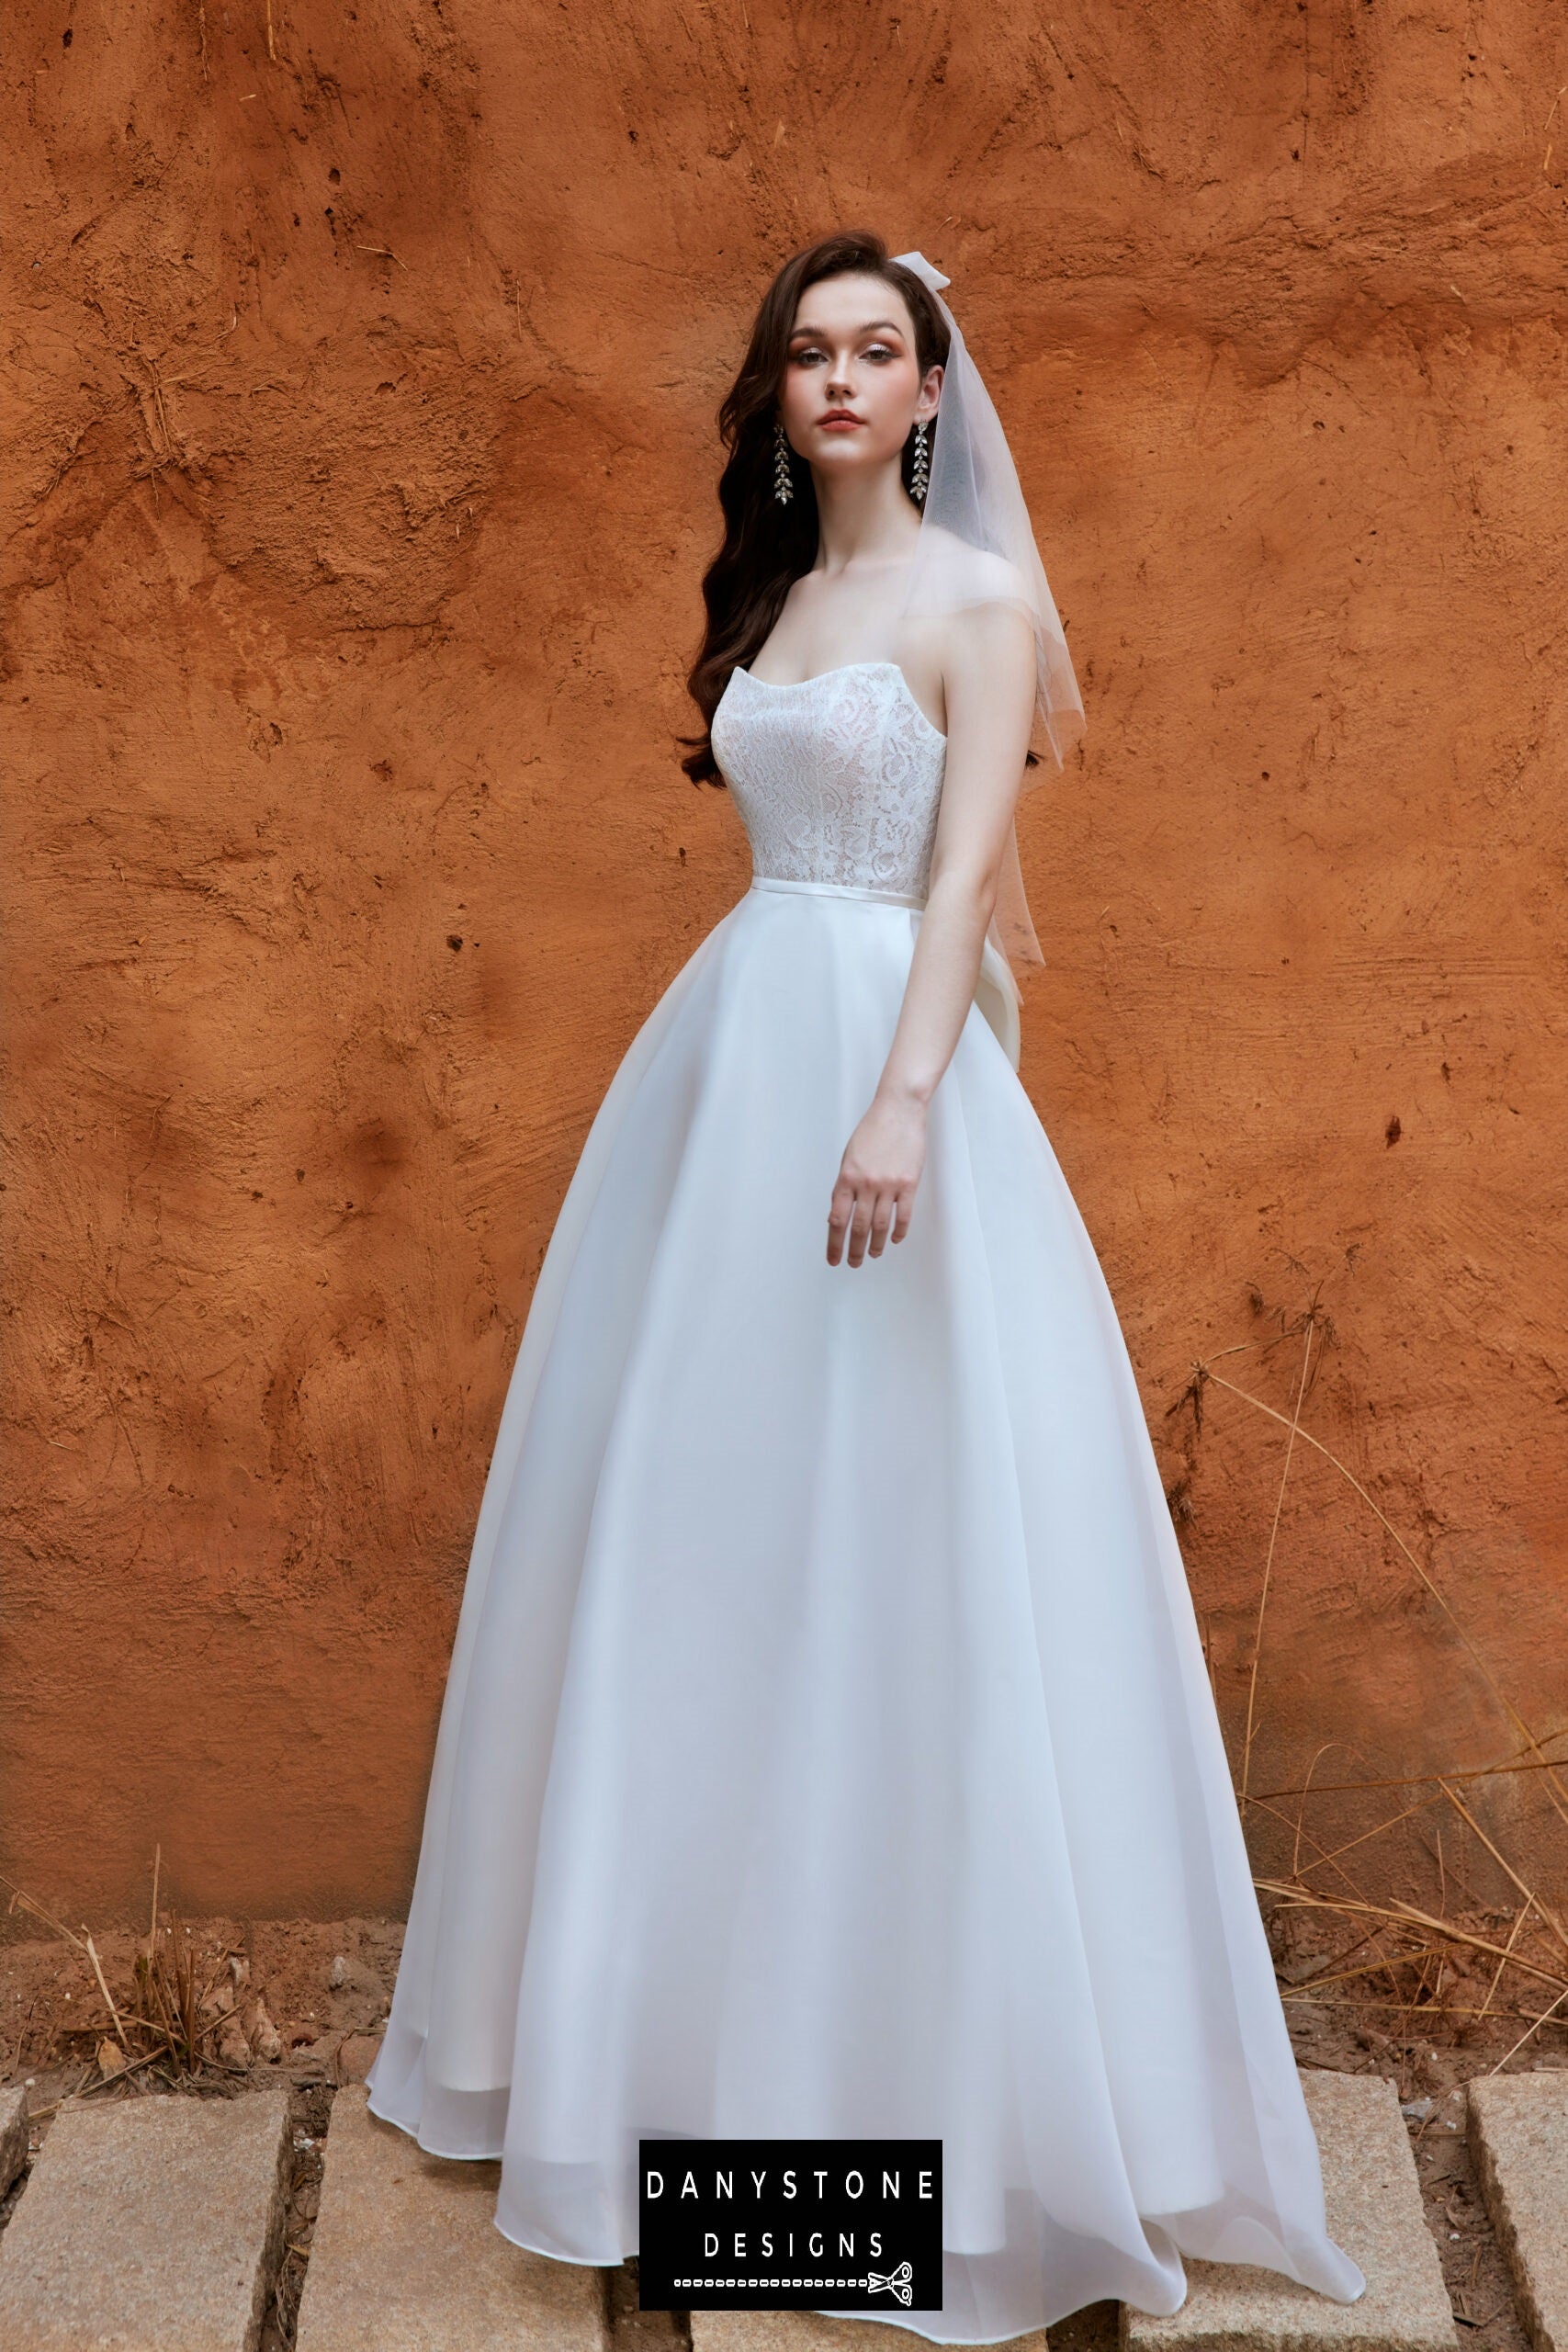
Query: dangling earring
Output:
[[773, 416, 795, 505], [909, 418, 930, 505]]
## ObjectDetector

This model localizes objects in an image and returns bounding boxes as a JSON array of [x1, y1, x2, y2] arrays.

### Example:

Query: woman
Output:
[[364, 231, 1367, 2342]]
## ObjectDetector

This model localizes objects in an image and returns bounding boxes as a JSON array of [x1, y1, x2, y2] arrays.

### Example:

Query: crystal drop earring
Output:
[[773, 416, 795, 505], [909, 417, 930, 505]]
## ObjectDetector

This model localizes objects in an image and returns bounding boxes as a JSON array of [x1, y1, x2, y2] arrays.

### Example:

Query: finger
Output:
[[889, 1188, 915, 1244], [826, 1173, 856, 1265], [865, 1190, 897, 1258], [846, 1188, 876, 1268]]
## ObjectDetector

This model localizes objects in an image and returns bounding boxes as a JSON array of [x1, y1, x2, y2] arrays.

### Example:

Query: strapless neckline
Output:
[[734, 659, 947, 744]]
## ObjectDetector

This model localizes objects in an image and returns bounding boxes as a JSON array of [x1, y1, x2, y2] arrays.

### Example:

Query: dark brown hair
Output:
[[677, 231, 950, 786]]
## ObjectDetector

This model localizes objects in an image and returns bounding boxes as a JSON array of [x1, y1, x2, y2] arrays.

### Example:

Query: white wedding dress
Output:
[[364, 660, 1366, 2343]]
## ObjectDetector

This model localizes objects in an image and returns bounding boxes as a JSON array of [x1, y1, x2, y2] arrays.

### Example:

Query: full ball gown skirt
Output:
[[364, 662, 1367, 2342]]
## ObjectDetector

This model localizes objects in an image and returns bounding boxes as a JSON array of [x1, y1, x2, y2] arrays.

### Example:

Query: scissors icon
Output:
[[865, 2260, 915, 2306]]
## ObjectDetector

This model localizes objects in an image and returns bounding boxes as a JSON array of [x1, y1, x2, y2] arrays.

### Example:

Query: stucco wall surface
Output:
[[3, 0, 1565, 1919]]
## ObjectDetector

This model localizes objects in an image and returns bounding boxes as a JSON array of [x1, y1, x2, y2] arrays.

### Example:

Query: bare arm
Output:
[[826, 601, 1037, 1268]]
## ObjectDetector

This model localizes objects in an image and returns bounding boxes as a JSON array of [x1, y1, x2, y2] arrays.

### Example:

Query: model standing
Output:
[[365, 231, 1366, 2343]]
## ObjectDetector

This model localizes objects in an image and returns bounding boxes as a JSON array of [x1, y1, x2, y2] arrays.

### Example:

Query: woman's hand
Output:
[[827, 1086, 928, 1267]]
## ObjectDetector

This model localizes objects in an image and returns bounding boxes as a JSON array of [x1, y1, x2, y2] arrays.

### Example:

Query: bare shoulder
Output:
[[916, 522, 1033, 611], [944, 596, 1035, 701]]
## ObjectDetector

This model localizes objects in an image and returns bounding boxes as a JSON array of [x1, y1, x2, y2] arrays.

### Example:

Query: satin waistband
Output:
[[747, 875, 927, 910]]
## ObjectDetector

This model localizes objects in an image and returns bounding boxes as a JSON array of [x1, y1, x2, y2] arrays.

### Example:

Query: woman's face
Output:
[[777, 271, 941, 486]]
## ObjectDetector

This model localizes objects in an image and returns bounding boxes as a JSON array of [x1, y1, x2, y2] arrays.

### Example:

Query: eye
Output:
[[864, 343, 897, 361]]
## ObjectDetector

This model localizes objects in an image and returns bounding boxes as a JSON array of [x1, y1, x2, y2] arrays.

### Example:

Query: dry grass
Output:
[[0, 1843, 278, 2116], [1176, 1285, 1568, 2072]]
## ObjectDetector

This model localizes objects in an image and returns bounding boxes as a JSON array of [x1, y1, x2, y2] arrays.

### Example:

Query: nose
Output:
[[825, 353, 854, 400]]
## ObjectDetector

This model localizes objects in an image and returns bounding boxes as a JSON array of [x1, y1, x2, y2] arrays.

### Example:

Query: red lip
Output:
[[818, 411, 863, 427]]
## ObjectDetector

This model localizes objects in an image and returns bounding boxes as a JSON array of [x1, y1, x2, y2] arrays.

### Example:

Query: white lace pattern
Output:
[[710, 662, 947, 898]]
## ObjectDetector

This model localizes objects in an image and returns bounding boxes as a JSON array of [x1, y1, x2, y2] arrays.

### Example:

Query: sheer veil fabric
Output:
[[888, 250, 1086, 1025]]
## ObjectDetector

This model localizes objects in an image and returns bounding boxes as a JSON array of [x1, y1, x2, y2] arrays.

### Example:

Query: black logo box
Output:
[[638, 2138, 943, 2312]]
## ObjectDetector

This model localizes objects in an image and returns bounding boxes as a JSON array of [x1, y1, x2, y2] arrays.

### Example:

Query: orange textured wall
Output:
[[4, 0, 1566, 1923]]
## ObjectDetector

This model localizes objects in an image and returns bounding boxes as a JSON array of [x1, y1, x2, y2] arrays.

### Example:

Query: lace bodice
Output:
[[710, 662, 947, 897]]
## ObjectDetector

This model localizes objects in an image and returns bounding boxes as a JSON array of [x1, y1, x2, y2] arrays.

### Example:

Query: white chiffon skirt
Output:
[[364, 876, 1367, 2343]]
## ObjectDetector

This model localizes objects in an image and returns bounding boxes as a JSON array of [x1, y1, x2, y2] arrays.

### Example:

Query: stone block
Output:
[[692, 2316, 1043, 2352], [0, 2086, 290, 2352], [0, 2089, 28, 2200], [293, 2084, 610, 2352], [1121, 2070, 1457, 2352], [1466, 2071, 1568, 2352]]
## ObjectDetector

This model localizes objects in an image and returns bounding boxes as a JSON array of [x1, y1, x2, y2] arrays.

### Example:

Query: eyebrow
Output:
[[788, 318, 908, 340]]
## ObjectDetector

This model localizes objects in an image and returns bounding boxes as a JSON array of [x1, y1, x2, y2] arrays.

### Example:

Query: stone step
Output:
[[692, 2311, 1044, 2352], [691, 2069, 1457, 2342], [0, 2087, 28, 2200], [1122, 2070, 1458, 2352], [0, 2067, 1467, 2352], [692, 2312, 1027, 2352], [293, 2083, 610, 2351], [0, 2086, 290, 2352], [688, 2072, 1453, 2352], [1465, 2071, 1568, 2352]]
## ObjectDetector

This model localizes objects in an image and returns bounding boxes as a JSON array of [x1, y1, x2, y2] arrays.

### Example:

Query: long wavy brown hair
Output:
[[678, 231, 950, 786]]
